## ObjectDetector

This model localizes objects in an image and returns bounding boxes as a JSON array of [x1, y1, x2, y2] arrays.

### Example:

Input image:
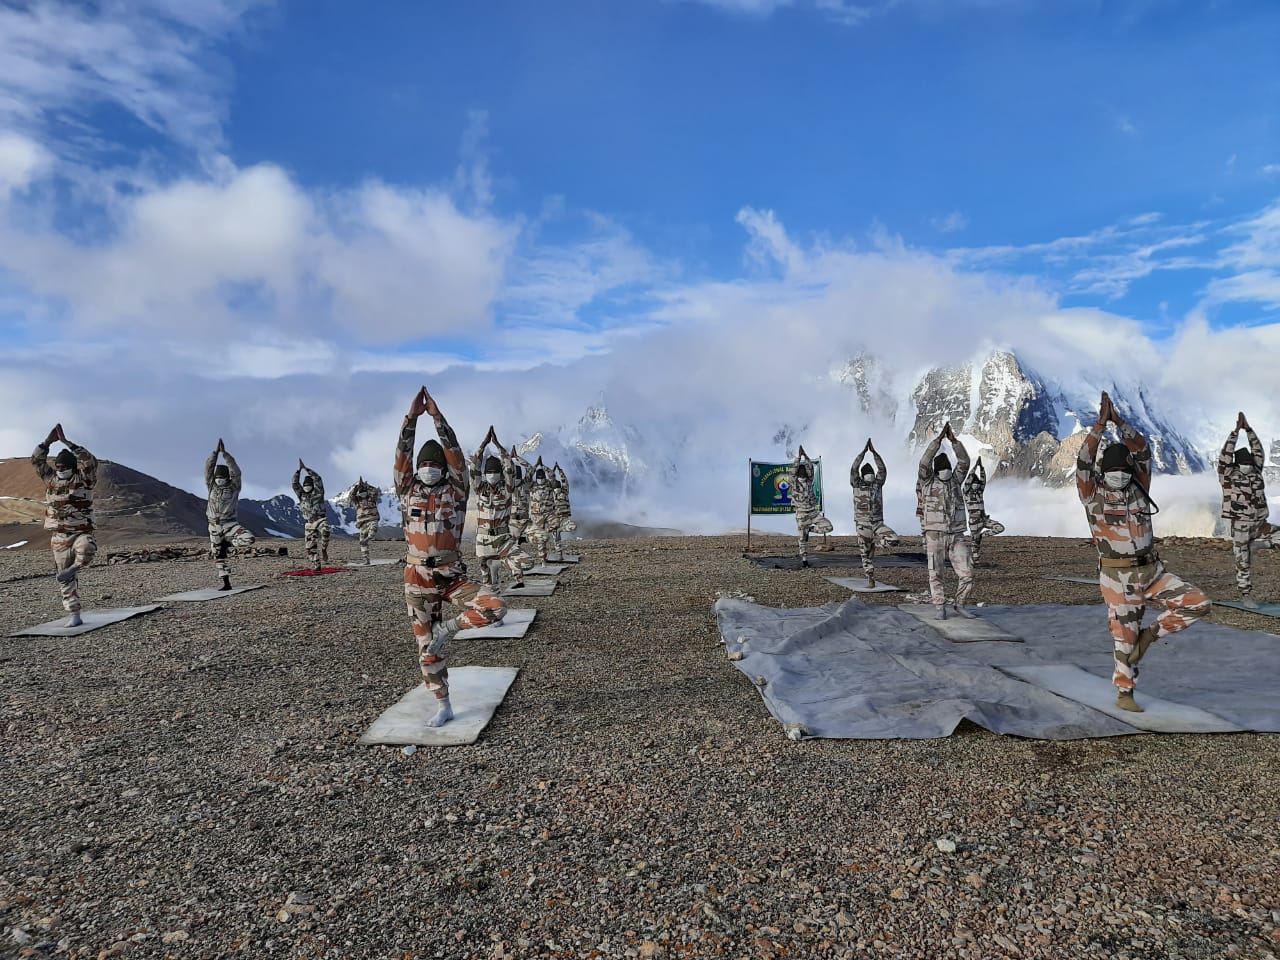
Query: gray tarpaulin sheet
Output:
[[715, 598, 1280, 740]]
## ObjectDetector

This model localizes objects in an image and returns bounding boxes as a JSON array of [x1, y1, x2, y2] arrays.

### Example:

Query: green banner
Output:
[[749, 459, 823, 515]]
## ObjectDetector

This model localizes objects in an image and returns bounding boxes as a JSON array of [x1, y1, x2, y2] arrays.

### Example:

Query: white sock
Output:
[[426, 697, 453, 727]]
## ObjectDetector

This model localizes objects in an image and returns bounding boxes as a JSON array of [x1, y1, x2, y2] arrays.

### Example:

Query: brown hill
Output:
[[0, 457, 210, 552]]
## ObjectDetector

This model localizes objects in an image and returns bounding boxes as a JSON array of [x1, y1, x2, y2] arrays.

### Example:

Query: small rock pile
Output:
[[105, 545, 289, 564]]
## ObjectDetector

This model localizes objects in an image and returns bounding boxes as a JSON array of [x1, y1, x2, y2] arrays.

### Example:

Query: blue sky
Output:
[[1, 0, 1279, 512]]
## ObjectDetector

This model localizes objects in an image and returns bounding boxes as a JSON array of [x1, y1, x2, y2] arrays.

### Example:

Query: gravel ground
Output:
[[2, 533, 1278, 960]]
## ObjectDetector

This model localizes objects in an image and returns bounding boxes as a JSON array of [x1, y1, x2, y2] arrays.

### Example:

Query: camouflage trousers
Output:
[[357, 519, 378, 560], [1231, 519, 1280, 597], [404, 565, 507, 699], [967, 509, 1005, 562], [528, 513, 555, 562], [510, 516, 529, 543], [856, 523, 899, 578], [51, 531, 96, 613], [795, 506, 834, 559], [304, 518, 330, 564], [208, 521, 255, 578], [924, 530, 974, 607], [1098, 561, 1209, 691], [476, 530, 535, 587]]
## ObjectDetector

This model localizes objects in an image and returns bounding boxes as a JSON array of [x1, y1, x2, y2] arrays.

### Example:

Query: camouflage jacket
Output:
[[791, 456, 819, 515], [469, 446, 513, 534], [1218, 427, 1268, 521], [552, 480, 572, 520], [205, 451, 243, 523], [352, 482, 381, 526], [1076, 422, 1154, 561], [394, 411, 468, 572], [916, 437, 970, 534], [32, 442, 97, 533], [293, 469, 327, 523], [529, 478, 556, 522], [849, 449, 887, 530]]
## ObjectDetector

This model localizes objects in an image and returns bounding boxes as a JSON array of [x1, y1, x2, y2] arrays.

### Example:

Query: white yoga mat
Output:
[[898, 603, 1022, 643], [358, 666, 520, 746], [502, 579, 557, 597], [153, 584, 266, 602], [10, 605, 163, 638], [825, 577, 903, 593], [456, 607, 537, 640], [1216, 599, 1280, 618], [1003, 664, 1243, 734]]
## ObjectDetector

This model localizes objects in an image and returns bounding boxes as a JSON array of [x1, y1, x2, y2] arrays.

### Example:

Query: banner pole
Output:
[[746, 458, 752, 554]]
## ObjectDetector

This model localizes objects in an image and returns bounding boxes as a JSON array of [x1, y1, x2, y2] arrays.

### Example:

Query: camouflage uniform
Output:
[[469, 445, 533, 588], [352, 479, 381, 563], [1218, 426, 1280, 599], [32, 440, 98, 613], [395, 407, 506, 702], [1077, 422, 1210, 693], [527, 465, 558, 565], [791, 453, 833, 563], [206, 450, 255, 579], [962, 459, 1005, 563], [292, 467, 330, 566], [550, 465, 578, 558], [916, 436, 974, 608], [509, 451, 533, 543], [849, 448, 898, 580]]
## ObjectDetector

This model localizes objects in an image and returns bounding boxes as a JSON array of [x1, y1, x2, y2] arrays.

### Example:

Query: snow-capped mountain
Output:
[[237, 484, 401, 539]]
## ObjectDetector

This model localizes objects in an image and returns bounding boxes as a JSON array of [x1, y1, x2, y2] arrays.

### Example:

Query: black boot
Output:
[[219, 575, 232, 591]]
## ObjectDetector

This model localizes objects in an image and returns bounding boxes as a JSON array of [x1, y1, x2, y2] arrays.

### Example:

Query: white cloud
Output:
[[1263, 164, 1280, 178], [931, 210, 968, 234], [0, 0, 265, 154], [0, 132, 50, 199]]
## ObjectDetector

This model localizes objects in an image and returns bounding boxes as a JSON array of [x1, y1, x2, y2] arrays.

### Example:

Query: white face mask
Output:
[[1239, 464, 1255, 475], [55, 469, 73, 481], [937, 470, 953, 482], [417, 465, 444, 486], [214, 477, 229, 487], [1103, 471, 1131, 490], [484, 473, 502, 486]]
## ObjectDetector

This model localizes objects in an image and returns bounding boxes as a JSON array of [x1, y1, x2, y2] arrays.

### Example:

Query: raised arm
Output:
[[1219, 426, 1241, 480], [1076, 394, 1109, 501], [918, 433, 943, 481], [850, 448, 867, 484], [292, 464, 304, 498], [871, 448, 887, 483], [951, 436, 971, 479], [222, 450, 243, 493], [425, 391, 466, 492], [309, 470, 324, 500], [1111, 406, 1151, 490], [67, 438, 98, 489], [1245, 424, 1265, 466], [394, 389, 427, 497], [31, 425, 57, 482]]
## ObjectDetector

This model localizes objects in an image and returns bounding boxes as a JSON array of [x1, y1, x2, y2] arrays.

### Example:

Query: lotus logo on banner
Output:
[[749, 460, 823, 515]]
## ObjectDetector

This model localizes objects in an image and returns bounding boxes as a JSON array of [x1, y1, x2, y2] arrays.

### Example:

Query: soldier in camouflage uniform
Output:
[[395, 387, 507, 728], [551, 463, 578, 557], [916, 423, 975, 619], [527, 457, 558, 565], [849, 438, 898, 587], [293, 460, 330, 570], [962, 456, 1005, 563], [1218, 412, 1280, 608], [509, 447, 533, 545], [351, 477, 381, 564], [206, 439, 255, 590], [31, 423, 98, 627], [1078, 392, 1210, 713], [792, 446, 834, 567], [469, 427, 533, 591]]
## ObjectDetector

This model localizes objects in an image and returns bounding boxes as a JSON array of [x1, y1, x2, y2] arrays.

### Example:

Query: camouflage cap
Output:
[[213, 463, 231, 480], [1099, 443, 1134, 472], [795, 461, 813, 479], [416, 439, 446, 467], [933, 453, 952, 473], [860, 463, 875, 478], [1234, 448, 1256, 466], [484, 455, 502, 474], [54, 449, 76, 469]]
